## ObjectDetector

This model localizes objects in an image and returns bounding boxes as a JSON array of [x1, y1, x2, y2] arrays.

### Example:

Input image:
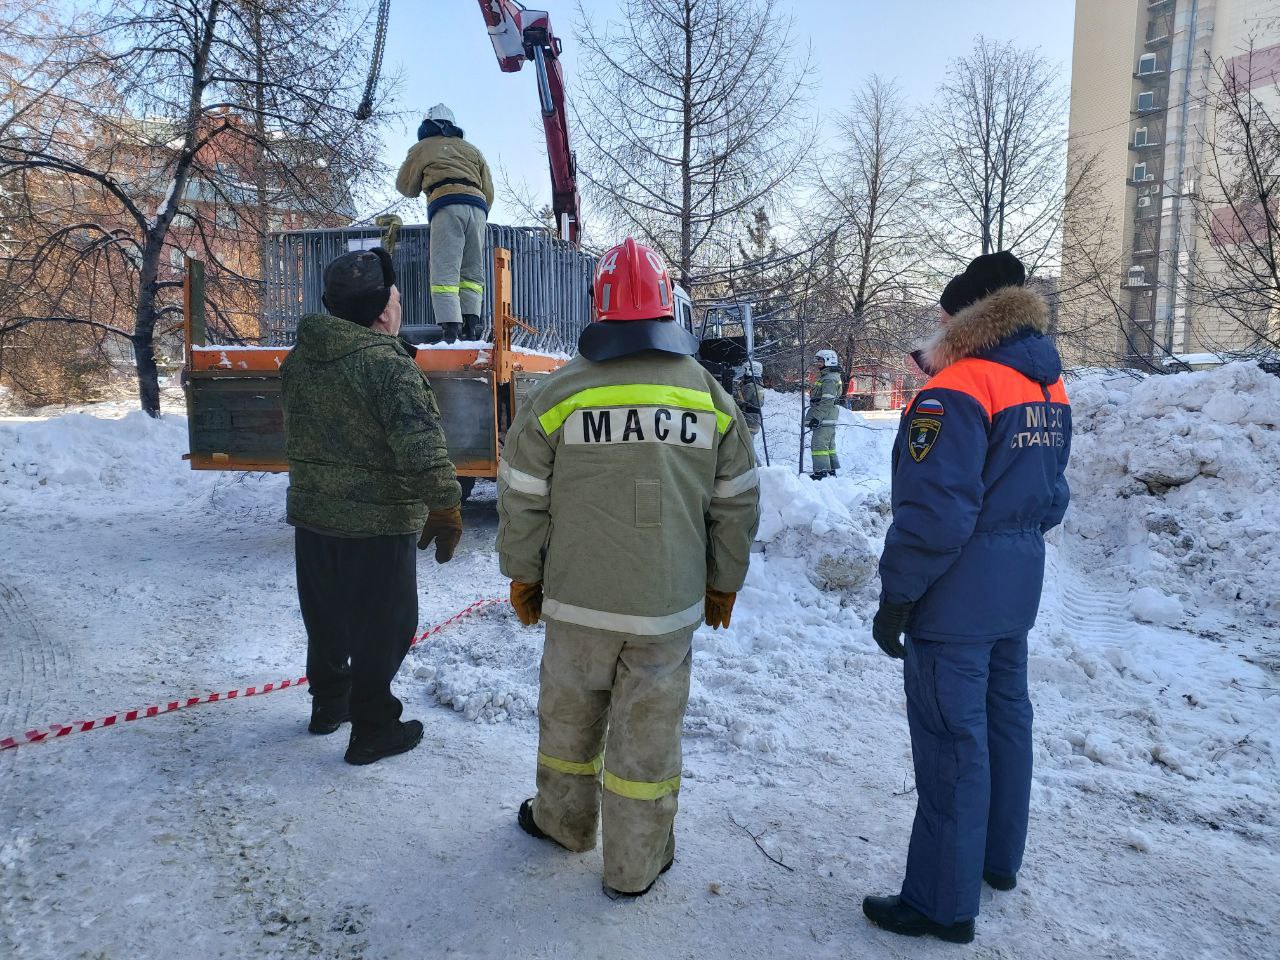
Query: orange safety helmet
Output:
[[591, 237, 674, 322]]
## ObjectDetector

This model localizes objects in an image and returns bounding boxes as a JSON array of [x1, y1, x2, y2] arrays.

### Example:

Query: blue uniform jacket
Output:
[[879, 286, 1071, 642]]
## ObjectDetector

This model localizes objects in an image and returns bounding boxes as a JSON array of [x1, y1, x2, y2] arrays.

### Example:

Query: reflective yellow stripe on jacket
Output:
[[538, 384, 733, 437]]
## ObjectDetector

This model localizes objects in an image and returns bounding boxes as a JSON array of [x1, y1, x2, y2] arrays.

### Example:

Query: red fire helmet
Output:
[[591, 237, 674, 322]]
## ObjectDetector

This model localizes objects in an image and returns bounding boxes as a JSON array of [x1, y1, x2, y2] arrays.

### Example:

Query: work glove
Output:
[[806, 417, 819, 430], [704, 587, 737, 630], [871, 600, 915, 660], [418, 503, 463, 563], [510, 581, 543, 626]]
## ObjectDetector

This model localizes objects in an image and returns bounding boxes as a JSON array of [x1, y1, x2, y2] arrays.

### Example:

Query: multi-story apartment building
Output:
[[1063, 0, 1280, 367]]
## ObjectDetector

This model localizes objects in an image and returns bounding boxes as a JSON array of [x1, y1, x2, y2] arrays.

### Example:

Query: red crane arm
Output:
[[476, 1, 581, 243]]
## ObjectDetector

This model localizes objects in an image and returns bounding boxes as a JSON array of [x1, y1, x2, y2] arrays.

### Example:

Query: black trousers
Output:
[[294, 528, 418, 737]]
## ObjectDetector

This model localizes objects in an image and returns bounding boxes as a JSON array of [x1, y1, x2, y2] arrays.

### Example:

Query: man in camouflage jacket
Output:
[[281, 247, 462, 766]]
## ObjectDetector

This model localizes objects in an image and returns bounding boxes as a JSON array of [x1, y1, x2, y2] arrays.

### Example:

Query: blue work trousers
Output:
[[900, 633, 1033, 925]]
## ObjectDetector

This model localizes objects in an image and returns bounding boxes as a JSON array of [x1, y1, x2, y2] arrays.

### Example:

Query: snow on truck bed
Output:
[[0, 365, 1277, 959]]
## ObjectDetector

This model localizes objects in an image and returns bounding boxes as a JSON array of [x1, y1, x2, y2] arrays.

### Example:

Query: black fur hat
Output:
[[939, 251, 1025, 316]]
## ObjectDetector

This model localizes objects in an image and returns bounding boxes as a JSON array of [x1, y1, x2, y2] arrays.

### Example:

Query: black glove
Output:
[[806, 417, 819, 430], [872, 600, 915, 660]]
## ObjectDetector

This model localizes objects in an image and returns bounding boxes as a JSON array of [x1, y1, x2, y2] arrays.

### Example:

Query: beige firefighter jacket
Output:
[[497, 352, 761, 636], [809, 368, 843, 425], [395, 136, 495, 210]]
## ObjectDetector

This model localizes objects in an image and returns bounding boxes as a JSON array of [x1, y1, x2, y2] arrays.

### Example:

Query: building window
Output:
[[1133, 162, 1148, 181], [1138, 54, 1157, 75], [1128, 265, 1147, 286], [1134, 127, 1148, 147], [1137, 91, 1155, 111]]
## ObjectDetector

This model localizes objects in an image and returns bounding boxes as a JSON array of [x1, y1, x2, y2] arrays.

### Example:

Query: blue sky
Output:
[[371, 0, 1077, 221]]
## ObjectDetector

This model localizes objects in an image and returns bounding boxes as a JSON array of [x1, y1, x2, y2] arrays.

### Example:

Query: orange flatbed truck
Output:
[[181, 248, 566, 496]]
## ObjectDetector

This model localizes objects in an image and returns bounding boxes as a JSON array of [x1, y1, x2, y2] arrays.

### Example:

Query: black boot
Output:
[[602, 857, 674, 901], [344, 719, 423, 766], [983, 869, 1017, 891], [462, 313, 482, 341], [810, 470, 829, 481], [441, 321, 462, 344], [862, 895, 975, 944], [308, 698, 350, 735], [517, 798, 572, 851]]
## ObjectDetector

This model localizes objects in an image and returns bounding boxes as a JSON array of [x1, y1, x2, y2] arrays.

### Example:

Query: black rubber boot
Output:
[[983, 869, 1017, 891], [602, 857, 674, 901], [344, 719, 423, 766], [462, 313, 482, 341], [810, 470, 829, 481], [517, 798, 572, 851], [308, 699, 350, 735], [862, 895, 975, 944], [441, 321, 462, 344]]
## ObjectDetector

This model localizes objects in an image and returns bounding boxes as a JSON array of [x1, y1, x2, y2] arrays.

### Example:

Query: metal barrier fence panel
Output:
[[263, 224, 597, 353]]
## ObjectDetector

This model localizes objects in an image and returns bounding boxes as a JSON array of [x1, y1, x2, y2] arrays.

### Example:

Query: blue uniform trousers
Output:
[[899, 633, 1033, 925]]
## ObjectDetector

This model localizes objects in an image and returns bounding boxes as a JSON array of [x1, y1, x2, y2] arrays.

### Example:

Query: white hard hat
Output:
[[426, 103, 456, 125], [816, 349, 839, 367]]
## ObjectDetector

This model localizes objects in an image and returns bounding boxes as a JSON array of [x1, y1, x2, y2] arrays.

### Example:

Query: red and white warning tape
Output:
[[0, 597, 506, 751]]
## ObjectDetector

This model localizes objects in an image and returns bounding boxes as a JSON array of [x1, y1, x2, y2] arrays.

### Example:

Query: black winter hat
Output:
[[322, 247, 395, 327], [939, 250, 1026, 316]]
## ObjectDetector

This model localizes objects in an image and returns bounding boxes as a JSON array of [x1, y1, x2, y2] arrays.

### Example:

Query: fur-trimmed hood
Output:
[[919, 285, 1059, 385]]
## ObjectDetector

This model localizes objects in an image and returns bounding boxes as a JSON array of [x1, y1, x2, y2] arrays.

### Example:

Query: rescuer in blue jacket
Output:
[[863, 251, 1071, 944]]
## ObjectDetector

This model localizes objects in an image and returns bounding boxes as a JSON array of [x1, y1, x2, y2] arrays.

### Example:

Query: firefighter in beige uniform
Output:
[[497, 238, 760, 898]]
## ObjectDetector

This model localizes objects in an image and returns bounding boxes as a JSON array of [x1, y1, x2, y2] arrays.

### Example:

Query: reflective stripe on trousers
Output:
[[429, 205, 486, 326], [530, 619, 693, 893]]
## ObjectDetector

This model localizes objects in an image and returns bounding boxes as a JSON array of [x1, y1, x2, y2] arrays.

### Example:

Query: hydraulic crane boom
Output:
[[476, 1, 581, 244]]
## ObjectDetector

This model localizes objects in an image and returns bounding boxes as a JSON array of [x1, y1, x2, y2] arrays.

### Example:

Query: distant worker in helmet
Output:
[[734, 360, 765, 436], [395, 103, 494, 343], [808, 349, 843, 479], [497, 237, 760, 898]]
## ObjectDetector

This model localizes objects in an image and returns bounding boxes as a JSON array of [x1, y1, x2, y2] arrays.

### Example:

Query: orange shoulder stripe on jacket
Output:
[[922, 359, 1066, 418]]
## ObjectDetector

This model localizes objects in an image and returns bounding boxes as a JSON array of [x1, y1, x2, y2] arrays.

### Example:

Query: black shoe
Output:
[[441, 321, 462, 344], [461, 313, 482, 341], [308, 701, 350, 735], [862, 895, 975, 944], [983, 869, 1017, 891], [517, 798, 572, 851], [602, 858, 674, 901], [344, 719, 424, 766]]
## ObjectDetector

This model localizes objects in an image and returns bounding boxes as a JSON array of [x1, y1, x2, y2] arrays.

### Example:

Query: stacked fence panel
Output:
[[262, 224, 596, 354]]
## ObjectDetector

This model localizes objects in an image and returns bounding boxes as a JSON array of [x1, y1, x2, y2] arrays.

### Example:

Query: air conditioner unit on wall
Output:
[[1138, 196, 1152, 207]]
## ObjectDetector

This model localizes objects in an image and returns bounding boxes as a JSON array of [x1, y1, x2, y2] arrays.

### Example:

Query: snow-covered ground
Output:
[[0, 368, 1277, 959]]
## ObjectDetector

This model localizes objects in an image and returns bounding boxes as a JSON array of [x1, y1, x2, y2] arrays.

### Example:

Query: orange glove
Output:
[[510, 581, 544, 626], [704, 587, 736, 629], [418, 504, 463, 563]]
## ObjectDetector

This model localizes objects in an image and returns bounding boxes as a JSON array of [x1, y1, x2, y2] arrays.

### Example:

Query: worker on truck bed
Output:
[[280, 247, 463, 766], [497, 237, 760, 898], [395, 103, 495, 344]]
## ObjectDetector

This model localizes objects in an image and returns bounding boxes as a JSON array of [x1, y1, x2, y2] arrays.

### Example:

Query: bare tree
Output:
[[0, 0, 388, 415], [572, 0, 815, 291], [1186, 42, 1280, 354], [807, 76, 928, 369], [925, 37, 1082, 274]]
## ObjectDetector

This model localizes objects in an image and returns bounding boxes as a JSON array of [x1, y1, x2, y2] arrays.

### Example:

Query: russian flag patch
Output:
[[916, 398, 945, 416]]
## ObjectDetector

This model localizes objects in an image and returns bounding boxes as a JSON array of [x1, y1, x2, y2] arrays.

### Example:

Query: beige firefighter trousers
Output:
[[429, 204, 486, 330], [530, 619, 695, 893]]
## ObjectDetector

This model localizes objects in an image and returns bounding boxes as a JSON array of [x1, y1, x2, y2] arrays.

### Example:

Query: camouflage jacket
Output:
[[281, 314, 461, 536]]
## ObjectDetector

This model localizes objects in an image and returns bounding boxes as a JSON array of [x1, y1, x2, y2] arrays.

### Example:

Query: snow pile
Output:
[[1065, 362, 1280, 623], [0, 407, 284, 518]]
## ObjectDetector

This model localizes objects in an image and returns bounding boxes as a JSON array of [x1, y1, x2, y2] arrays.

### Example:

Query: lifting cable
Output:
[[355, 0, 391, 121]]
